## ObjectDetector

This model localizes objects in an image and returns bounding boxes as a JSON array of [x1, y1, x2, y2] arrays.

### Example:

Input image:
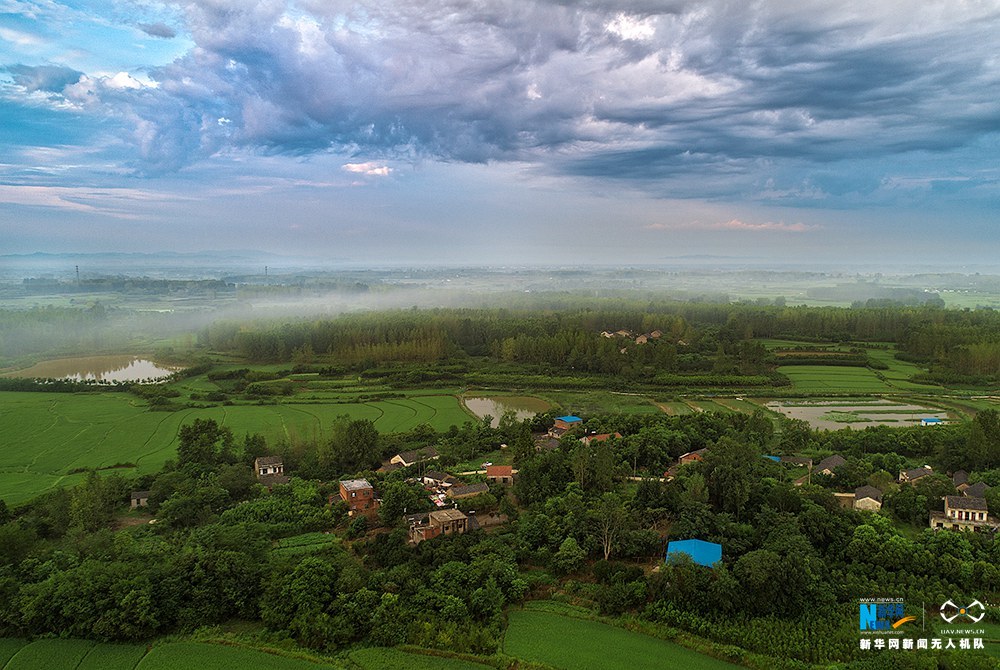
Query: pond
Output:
[[4, 355, 180, 383], [767, 399, 949, 430], [463, 395, 552, 427]]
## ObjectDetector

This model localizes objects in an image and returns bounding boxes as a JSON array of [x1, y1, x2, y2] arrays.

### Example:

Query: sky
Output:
[[1, 0, 999, 267]]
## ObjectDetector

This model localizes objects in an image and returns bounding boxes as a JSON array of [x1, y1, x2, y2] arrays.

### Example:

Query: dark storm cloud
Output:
[[21, 0, 1000, 194], [139, 23, 177, 39], [6, 64, 83, 92]]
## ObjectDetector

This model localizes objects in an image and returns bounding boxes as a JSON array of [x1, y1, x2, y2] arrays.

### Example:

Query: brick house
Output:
[[339, 478, 379, 519], [408, 508, 469, 544], [485, 465, 515, 485]]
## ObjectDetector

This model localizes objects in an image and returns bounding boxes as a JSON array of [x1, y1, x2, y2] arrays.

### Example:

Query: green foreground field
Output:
[[0, 391, 473, 504], [0, 639, 342, 670], [503, 608, 740, 670]]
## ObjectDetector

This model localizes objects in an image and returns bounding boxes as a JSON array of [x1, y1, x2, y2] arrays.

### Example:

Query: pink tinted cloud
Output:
[[646, 219, 819, 232]]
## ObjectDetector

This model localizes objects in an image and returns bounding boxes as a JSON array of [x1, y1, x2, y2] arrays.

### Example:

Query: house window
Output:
[[351, 492, 356, 497]]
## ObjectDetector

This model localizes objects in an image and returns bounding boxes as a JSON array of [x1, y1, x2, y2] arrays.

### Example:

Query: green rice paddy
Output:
[[0, 390, 473, 503], [348, 648, 489, 670], [503, 608, 740, 670]]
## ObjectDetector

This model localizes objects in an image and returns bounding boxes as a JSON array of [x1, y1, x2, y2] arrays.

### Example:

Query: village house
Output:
[[421, 470, 456, 488], [447, 483, 490, 500], [854, 485, 883, 511], [389, 447, 439, 468], [255, 456, 284, 478], [580, 432, 622, 446], [953, 470, 969, 488], [815, 455, 847, 476], [678, 448, 708, 465], [833, 492, 855, 510], [899, 465, 934, 485], [964, 481, 990, 498], [535, 436, 561, 452], [930, 496, 998, 532], [408, 508, 469, 544], [485, 465, 515, 485], [339, 478, 379, 519], [130, 490, 150, 509], [549, 415, 583, 438]]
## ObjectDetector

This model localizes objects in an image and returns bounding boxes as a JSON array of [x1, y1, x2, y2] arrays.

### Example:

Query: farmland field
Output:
[[0, 390, 473, 503], [348, 648, 490, 670], [503, 609, 741, 670], [4, 639, 98, 670], [135, 642, 341, 670], [0, 640, 343, 670], [777, 365, 895, 393]]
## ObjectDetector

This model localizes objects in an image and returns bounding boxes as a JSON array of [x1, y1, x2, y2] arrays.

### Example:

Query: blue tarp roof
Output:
[[921, 418, 942, 422], [764, 455, 781, 462], [666, 539, 722, 568], [555, 415, 582, 422]]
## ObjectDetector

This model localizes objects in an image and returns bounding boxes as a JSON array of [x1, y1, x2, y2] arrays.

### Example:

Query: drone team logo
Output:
[[940, 600, 986, 624], [859, 600, 915, 631]]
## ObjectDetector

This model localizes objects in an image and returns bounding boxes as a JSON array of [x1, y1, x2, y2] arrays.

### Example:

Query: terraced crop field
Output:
[[0, 391, 473, 503]]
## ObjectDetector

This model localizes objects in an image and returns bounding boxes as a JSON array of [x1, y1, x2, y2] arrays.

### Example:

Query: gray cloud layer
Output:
[[9, 1, 1000, 200]]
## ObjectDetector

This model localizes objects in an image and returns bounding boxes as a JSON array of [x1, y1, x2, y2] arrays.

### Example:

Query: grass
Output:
[[0, 390, 473, 504], [348, 648, 490, 670], [135, 642, 341, 670], [503, 609, 740, 670]]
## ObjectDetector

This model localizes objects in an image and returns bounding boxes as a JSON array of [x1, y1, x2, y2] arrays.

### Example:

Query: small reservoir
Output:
[[3, 355, 179, 383], [463, 395, 551, 427]]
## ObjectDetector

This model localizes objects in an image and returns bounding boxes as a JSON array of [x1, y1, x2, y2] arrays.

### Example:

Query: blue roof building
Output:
[[763, 455, 781, 462], [666, 539, 722, 568], [555, 415, 582, 423]]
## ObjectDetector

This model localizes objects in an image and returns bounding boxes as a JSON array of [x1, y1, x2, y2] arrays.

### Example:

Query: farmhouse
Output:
[[854, 486, 883, 511], [899, 466, 934, 484], [130, 490, 150, 509], [580, 432, 622, 446], [920, 417, 944, 427], [930, 496, 998, 532], [665, 539, 722, 568], [408, 508, 469, 544], [255, 456, 284, 478], [550, 415, 583, 438], [815, 455, 847, 476], [422, 470, 456, 488], [953, 470, 969, 488], [389, 447, 439, 468], [963, 481, 990, 498], [339, 478, 379, 519], [678, 448, 708, 465], [485, 465, 515, 485]]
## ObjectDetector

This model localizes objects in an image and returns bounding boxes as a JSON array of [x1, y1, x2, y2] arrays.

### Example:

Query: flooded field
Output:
[[767, 399, 949, 430], [463, 395, 551, 426], [3, 355, 179, 383]]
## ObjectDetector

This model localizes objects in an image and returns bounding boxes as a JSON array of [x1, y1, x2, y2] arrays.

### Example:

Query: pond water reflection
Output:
[[5, 355, 179, 383], [463, 396, 551, 427]]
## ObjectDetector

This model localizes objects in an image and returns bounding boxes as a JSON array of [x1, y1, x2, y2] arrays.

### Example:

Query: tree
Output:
[[177, 419, 235, 468], [552, 537, 586, 575], [592, 493, 629, 561]]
